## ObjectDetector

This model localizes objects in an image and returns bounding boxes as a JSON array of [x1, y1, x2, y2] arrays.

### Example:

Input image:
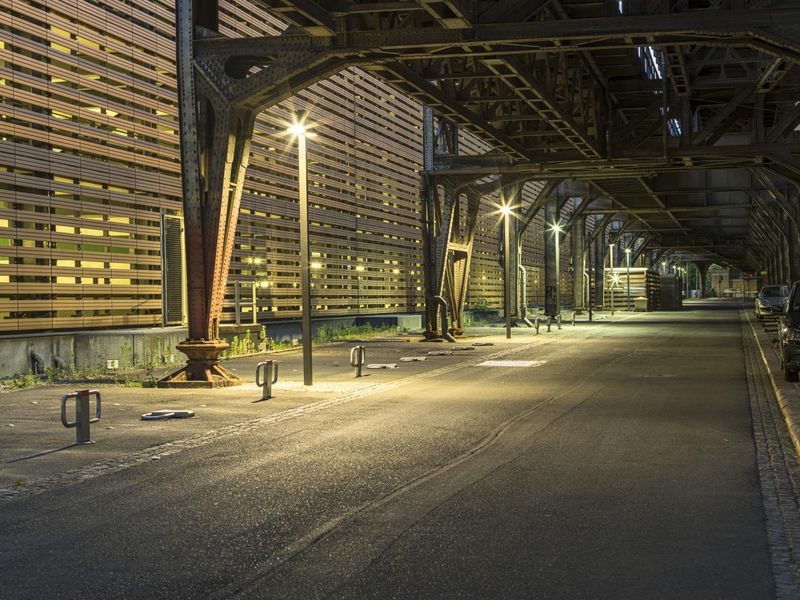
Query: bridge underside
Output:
[[162, 0, 800, 385]]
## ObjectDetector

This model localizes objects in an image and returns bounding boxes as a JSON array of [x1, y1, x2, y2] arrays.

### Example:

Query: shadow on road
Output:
[[6, 444, 77, 464]]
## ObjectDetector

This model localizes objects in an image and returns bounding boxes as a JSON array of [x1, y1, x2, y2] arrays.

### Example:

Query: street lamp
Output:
[[287, 120, 317, 386], [549, 221, 564, 319], [625, 247, 631, 310]]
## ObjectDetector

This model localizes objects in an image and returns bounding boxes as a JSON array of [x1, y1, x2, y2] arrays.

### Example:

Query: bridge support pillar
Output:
[[594, 228, 606, 307], [788, 187, 800, 282], [544, 196, 560, 317], [767, 252, 781, 283], [160, 0, 254, 387], [420, 108, 481, 340], [697, 263, 709, 298], [571, 216, 586, 308], [778, 227, 789, 283]]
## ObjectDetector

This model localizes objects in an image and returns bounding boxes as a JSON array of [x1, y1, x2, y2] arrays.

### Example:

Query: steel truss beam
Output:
[[170, 0, 800, 377], [194, 9, 800, 61]]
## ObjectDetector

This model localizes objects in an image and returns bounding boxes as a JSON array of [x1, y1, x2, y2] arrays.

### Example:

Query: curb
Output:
[[746, 313, 800, 457]]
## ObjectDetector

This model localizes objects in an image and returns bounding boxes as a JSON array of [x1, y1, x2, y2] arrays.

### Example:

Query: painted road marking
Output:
[[477, 360, 546, 367]]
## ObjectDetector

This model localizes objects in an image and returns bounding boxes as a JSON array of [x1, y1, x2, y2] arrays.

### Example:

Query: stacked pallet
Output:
[[602, 268, 661, 310], [659, 275, 684, 310]]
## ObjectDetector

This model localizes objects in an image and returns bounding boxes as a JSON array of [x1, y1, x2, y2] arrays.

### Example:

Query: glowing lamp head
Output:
[[500, 205, 512, 216], [287, 122, 307, 137], [550, 222, 564, 234]]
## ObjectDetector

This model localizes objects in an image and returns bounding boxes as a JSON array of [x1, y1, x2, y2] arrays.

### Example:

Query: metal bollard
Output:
[[572, 311, 577, 326], [546, 316, 552, 332], [350, 345, 366, 377], [255, 360, 279, 400], [61, 389, 101, 444], [556, 314, 562, 330], [534, 316, 540, 334]]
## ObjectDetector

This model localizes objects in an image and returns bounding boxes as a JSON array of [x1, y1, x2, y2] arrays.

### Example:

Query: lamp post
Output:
[[502, 204, 512, 339], [288, 122, 315, 386], [625, 247, 631, 310], [549, 221, 564, 318]]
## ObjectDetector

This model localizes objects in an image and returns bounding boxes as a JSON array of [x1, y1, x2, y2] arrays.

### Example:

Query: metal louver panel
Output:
[[162, 216, 185, 325]]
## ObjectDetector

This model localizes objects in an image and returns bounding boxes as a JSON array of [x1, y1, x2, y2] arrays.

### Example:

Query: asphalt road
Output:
[[0, 305, 777, 599]]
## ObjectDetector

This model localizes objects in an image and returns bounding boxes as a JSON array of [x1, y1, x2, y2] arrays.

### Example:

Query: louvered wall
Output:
[[0, 0, 571, 334]]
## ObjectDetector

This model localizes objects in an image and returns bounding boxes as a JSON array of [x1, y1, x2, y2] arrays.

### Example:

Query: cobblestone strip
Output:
[[742, 318, 800, 598], [0, 337, 556, 504]]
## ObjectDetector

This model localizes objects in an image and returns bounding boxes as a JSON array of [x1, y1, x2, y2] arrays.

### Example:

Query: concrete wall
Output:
[[224, 314, 422, 344], [0, 328, 188, 378], [0, 314, 423, 379]]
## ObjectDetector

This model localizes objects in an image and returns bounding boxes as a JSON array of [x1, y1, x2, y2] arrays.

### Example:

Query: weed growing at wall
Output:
[[0, 372, 39, 391], [314, 323, 395, 343], [469, 296, 492, 310]]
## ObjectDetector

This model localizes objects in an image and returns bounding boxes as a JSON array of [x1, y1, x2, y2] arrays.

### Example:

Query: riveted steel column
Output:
[[447, 193, 480, 336], [503, 207, 512, 337], [421, 107, 437, 336], [159, 0, 248, 387], [544, 195, 559, 317], [594, 223, 606, 307], [697, 263, 709, 298], [508, 218, 520, 323], [781, 214, 792, 283], [422, 108, 458, 341], [788, 185, 800, 281], [571, 214, 586, 308]]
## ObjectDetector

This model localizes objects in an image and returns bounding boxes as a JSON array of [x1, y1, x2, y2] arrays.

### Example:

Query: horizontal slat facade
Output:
[[0, 0, 572, 334]]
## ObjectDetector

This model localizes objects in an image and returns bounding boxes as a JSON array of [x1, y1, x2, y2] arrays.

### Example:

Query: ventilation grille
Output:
[[162, 216, 184, 325]]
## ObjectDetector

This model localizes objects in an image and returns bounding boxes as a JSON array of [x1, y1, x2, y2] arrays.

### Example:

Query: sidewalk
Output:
[[0, 328, 574, 496], [0, 311, 654, 499], [745, 311, 800, 456]]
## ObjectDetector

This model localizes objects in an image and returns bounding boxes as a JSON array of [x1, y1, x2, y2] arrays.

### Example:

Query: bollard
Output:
[[546, 316, 552, 332], [556, 315, 562, 330], [534, 317, 540, 335], [255, 360, 279, 400], [572, 311, 577, 326], [350, 345, 366, 377], [61, 389, 101, 444]]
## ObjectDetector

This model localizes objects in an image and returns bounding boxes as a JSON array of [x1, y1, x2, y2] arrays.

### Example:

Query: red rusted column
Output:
[[158, 0, 246, 388]]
